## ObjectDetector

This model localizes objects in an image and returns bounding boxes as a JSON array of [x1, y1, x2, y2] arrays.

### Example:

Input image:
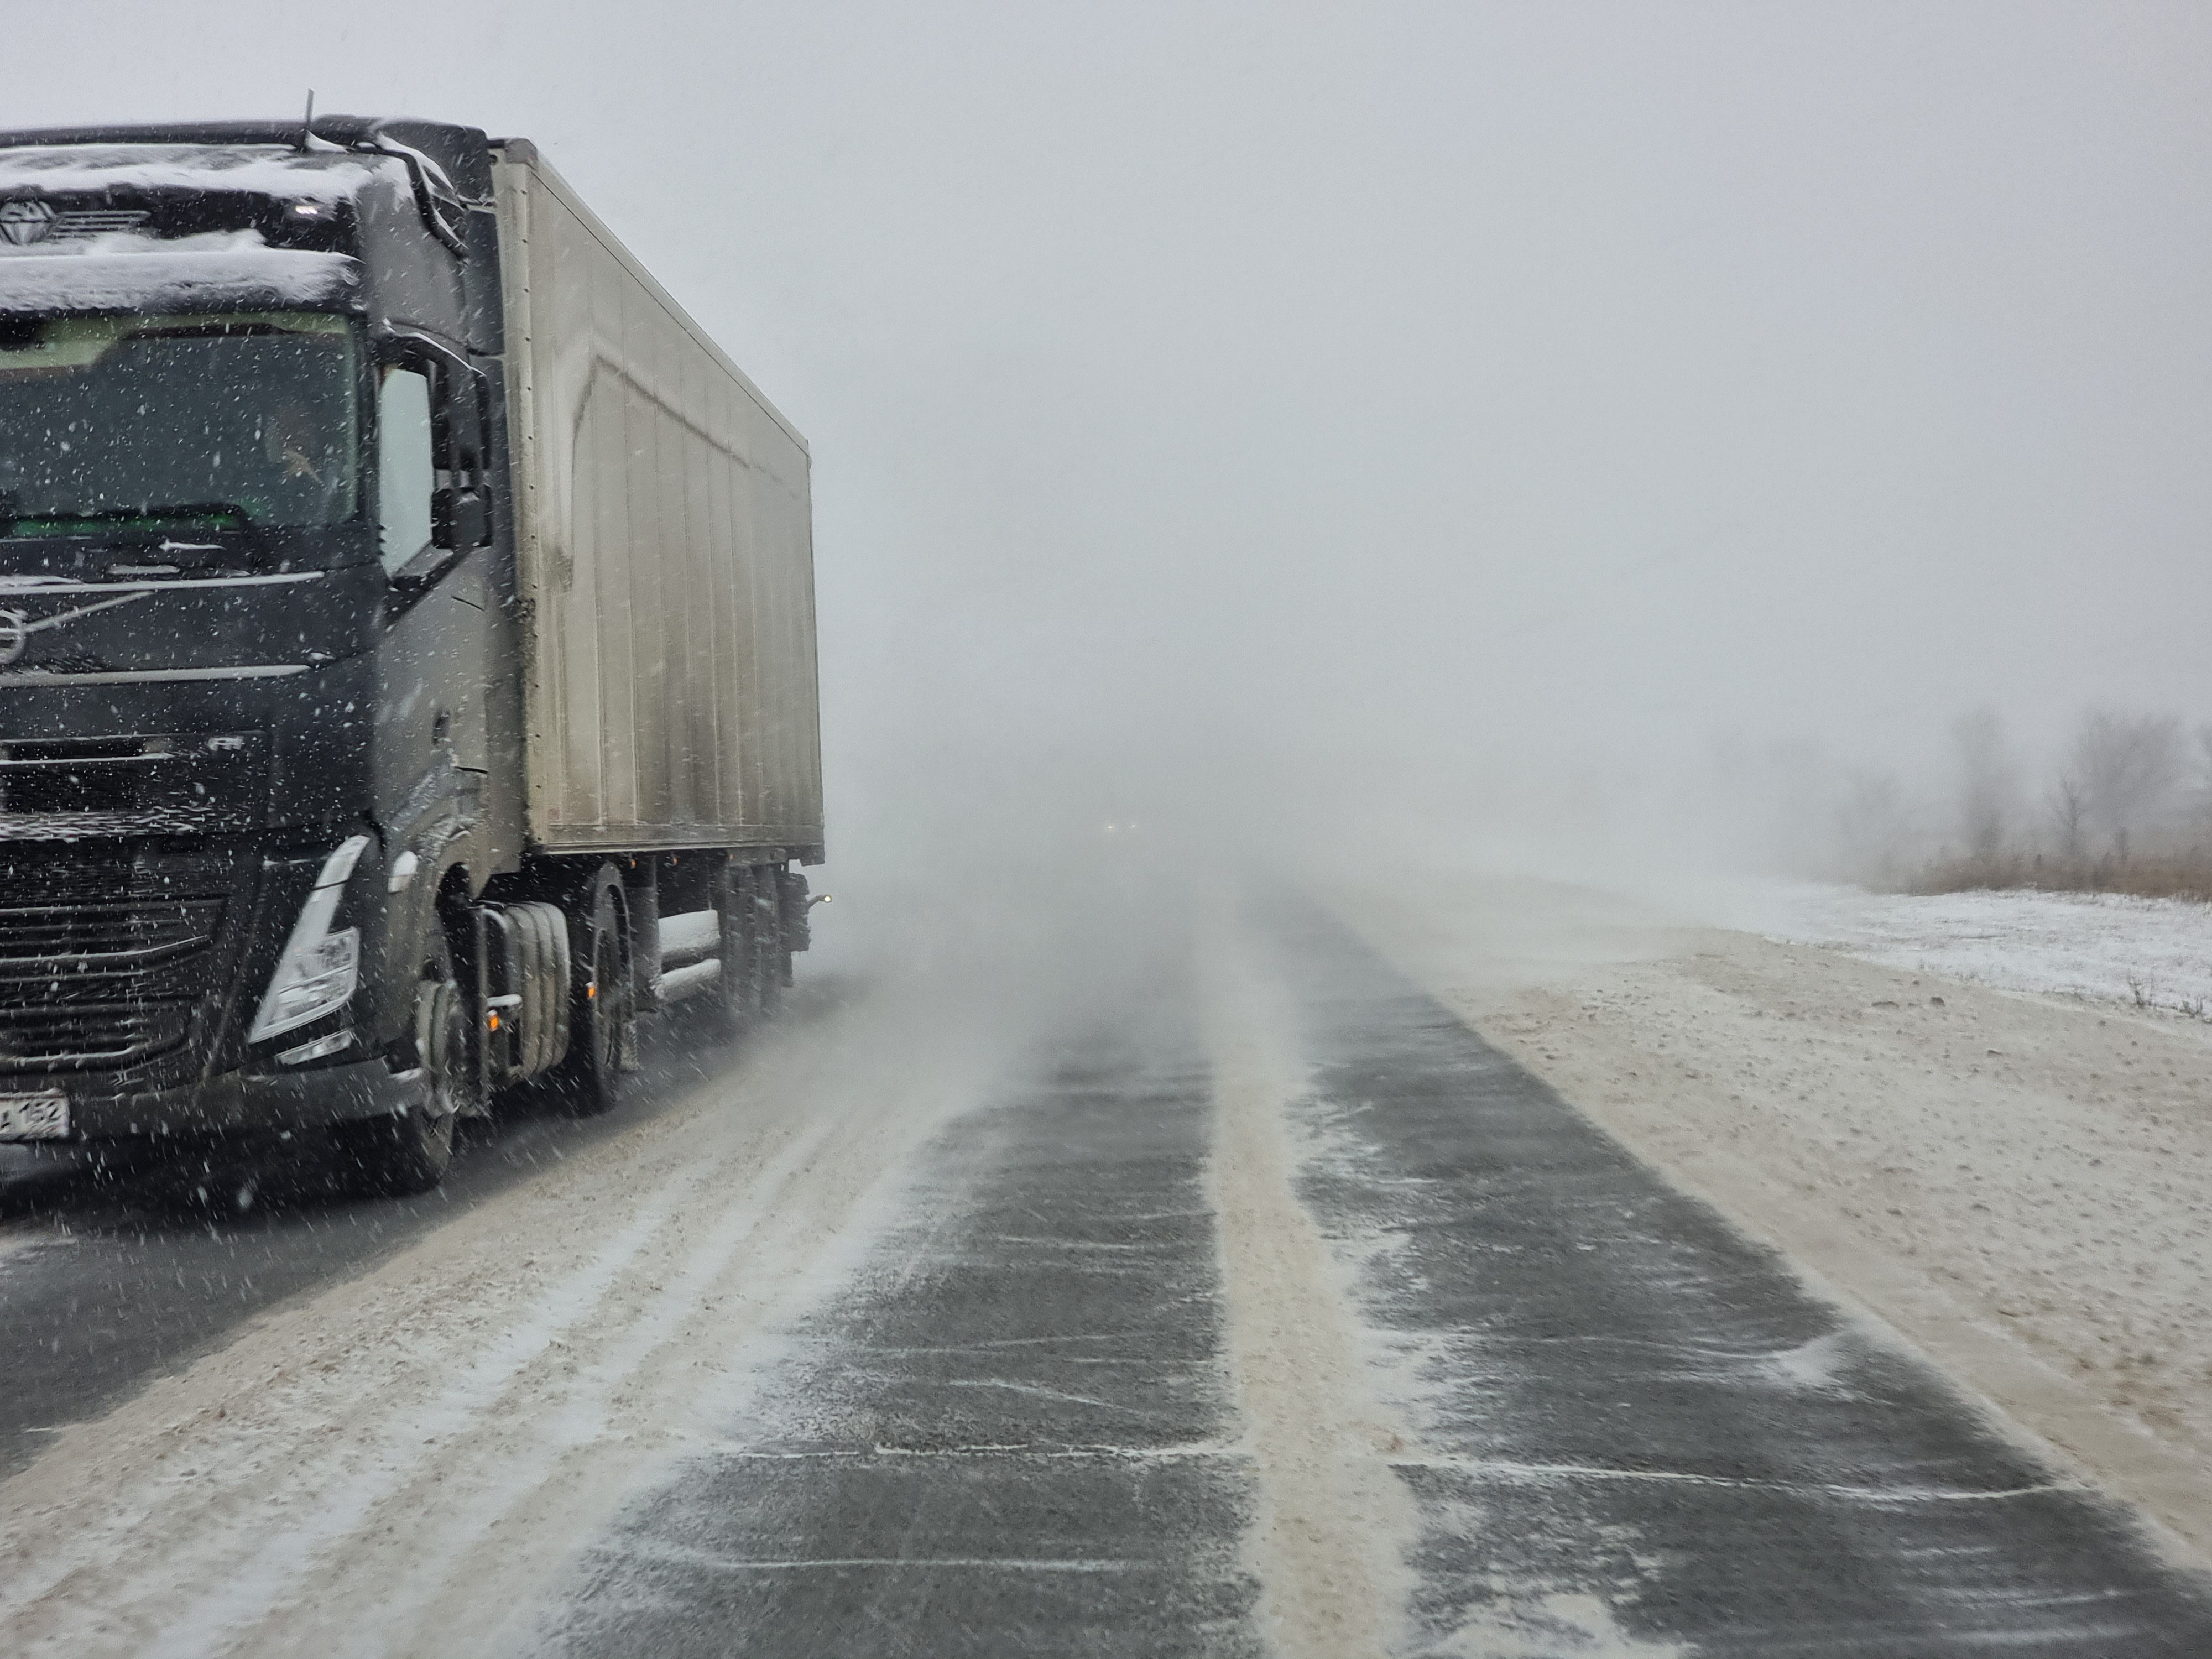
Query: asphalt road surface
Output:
[[2, 904, 2208, 1656]]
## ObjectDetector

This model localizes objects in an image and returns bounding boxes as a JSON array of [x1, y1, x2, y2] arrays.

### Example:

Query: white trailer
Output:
[[491, 139, 824, 862]]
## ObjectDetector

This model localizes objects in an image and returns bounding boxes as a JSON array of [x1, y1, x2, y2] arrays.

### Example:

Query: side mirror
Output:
[[430, 484, 490, 552], [387, 538, 465, 594]]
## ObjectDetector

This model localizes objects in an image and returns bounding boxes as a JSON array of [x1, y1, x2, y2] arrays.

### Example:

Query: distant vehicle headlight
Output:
[[248, 834, 372, 1042]]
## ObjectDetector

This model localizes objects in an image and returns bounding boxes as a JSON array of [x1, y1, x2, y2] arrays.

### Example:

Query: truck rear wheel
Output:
[[552, 870, 633, 1115], [708, 862, 784, 1035], [754, 872, 787, 1018], [334, 934, 471, 1196], [707, 864, 748, 1037]]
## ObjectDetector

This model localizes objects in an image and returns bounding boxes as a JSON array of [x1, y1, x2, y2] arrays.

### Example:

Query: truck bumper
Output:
[[60, 1057, 431, 1142]]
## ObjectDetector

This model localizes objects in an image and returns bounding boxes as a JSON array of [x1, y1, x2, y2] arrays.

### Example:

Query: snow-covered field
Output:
[[1720, 880, 2212, 1019]]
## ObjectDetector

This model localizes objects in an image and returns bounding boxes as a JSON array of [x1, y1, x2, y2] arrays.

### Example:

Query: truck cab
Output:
[[0, 116, 822, 1192], [0, 119, 547, 1185]]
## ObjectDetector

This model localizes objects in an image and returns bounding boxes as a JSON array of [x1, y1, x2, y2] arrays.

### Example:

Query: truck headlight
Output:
[[248, 834, 373, 1043]]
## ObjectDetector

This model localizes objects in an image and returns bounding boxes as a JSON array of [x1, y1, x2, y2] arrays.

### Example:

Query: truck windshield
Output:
[[0, 311, 359, 536]]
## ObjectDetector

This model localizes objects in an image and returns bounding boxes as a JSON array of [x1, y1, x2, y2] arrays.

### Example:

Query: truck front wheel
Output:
[[333, 935, 471, 1196], [552, 870, 633, 1116]]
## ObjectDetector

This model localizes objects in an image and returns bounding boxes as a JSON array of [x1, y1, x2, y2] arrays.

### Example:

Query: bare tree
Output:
[[2067, 709, 2182, 862], [2047, 772, 2089, 862], [1835, 768, 1911, 885], [1950, 707, 2016, 864], [2190, 724, 2212, 833]]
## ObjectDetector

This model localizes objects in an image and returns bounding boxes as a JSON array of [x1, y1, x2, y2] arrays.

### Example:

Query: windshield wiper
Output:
[[0, 571, 323, 593], [0, 503, 260, 541]]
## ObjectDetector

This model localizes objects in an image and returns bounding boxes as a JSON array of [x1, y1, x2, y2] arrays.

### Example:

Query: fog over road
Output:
[[2, 895, 2208, 1657]]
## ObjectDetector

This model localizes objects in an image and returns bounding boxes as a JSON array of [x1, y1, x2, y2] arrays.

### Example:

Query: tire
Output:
[[333, 930, 471, 1197], [551, 869, 633, 1116], [706, 862, 756, 1039], [753, 868, 787, 1018], [708, 862, 785, 1035]]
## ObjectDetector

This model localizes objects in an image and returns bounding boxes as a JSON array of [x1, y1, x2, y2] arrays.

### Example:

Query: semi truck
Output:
[[0, 115, 824, 1193]]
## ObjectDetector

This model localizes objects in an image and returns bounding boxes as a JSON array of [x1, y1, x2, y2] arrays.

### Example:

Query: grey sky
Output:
[[12, 2, 2209, 849]]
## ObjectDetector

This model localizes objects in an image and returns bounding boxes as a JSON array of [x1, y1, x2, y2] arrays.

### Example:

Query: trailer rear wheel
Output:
[[754, 874, 787, 1018], [335, 935, 470, 1196], [708, 862, 787, 1035], [552, 871, 633, 1116], [707, 864, 753, 1037]]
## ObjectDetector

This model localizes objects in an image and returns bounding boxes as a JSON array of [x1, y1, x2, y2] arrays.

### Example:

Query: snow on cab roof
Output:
[[0, 143, 386, 203], [0, 249, 363, 315]]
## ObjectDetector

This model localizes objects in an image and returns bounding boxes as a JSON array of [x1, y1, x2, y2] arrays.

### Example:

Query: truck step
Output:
[[656, 958, 722, 1004], [656, 909, 718, 971]]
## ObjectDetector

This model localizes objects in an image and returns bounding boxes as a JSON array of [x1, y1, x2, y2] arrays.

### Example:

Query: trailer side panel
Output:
[[491, 144, 823, 858]]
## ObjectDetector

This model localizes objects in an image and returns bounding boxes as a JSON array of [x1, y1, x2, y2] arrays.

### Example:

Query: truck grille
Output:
[[0, 845, 238, 1074], [0, 732, 267, 838], [43, 209, 152, 241], [0, 1003, 194, 1071], [0, 898, 225, 965]]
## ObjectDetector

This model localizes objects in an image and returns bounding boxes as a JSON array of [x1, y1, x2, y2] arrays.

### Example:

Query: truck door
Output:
[[379, 346, 495, 779]]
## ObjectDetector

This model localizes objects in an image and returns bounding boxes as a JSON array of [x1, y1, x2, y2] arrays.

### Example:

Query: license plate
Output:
[[0, 1092, 69, 1141]]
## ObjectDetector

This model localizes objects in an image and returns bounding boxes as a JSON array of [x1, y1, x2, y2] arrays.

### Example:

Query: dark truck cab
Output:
[[0, 118, 822, 1188]]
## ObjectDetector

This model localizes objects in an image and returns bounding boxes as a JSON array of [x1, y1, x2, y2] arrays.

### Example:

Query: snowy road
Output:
[[0, 1004, 821, 1484], [1, 900, 2208, 1655]]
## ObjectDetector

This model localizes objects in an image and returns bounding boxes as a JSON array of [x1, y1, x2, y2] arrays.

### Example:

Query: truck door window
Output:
[[377, 366, 435, 575]]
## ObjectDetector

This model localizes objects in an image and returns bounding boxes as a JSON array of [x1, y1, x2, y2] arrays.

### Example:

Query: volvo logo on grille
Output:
[[0, 610, 25, 666], [0, 200, 56, 247]]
